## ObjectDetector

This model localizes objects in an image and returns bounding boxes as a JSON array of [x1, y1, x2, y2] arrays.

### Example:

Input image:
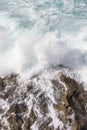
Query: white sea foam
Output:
[[0, 0, 87, 83]]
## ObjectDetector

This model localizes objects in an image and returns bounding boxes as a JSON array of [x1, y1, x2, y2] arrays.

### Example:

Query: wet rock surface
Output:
[[60, 75, 87, 130], [0, 68, 87, 130]]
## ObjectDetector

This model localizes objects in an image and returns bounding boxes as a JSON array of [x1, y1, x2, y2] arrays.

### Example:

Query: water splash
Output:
[[0, 0, 87, 82]]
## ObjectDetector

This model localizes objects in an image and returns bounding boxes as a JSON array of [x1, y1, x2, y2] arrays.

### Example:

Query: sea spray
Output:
[[0, 0, 87, 83]]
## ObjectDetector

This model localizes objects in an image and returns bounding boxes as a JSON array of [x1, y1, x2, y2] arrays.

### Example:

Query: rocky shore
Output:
[[0, 68, 87, 130]]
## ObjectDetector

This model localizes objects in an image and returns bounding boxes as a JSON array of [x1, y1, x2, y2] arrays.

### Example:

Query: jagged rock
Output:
[[0, 68, 87, 130], [60, 75, 87, 130]]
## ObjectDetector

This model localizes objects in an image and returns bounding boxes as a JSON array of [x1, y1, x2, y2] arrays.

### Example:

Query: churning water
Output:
[[0, 0, 87, 82]]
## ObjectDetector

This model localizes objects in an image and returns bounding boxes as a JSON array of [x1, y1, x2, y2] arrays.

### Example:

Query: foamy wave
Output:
[[0, 0, 87, 83]]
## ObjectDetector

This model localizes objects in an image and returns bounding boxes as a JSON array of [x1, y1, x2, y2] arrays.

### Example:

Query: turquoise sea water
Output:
[[0, 0, 87, 31]]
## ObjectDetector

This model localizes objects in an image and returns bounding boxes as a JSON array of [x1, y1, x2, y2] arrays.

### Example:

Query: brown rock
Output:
[[0, 78, 6, 91], [8, 103, 27, 113], [60, 75, 87, 130]]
